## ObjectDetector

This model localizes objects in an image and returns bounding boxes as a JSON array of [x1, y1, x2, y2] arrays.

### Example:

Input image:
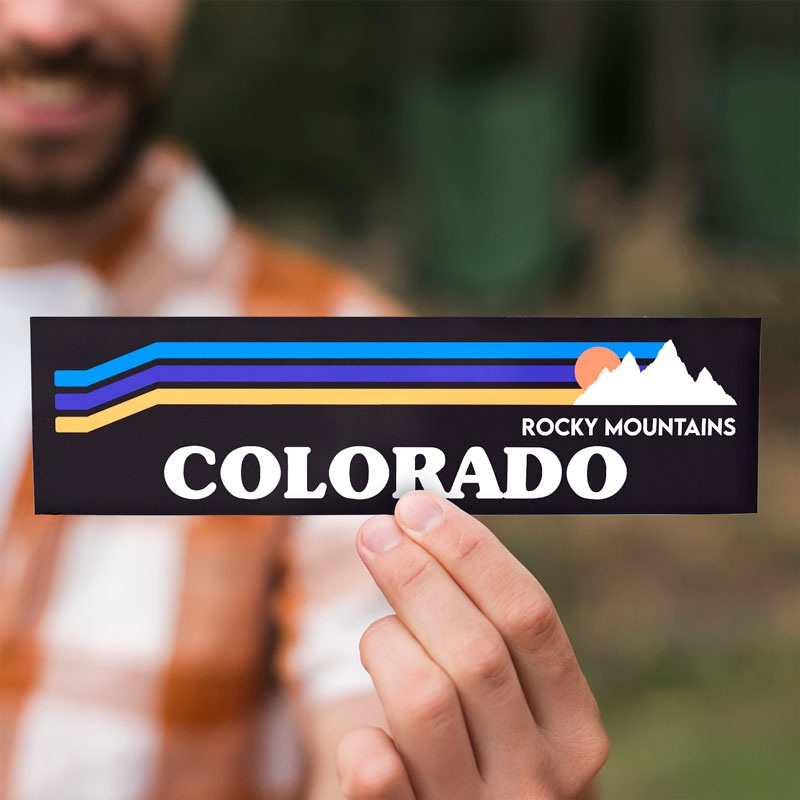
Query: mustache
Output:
[[0, 39, 149, 88]]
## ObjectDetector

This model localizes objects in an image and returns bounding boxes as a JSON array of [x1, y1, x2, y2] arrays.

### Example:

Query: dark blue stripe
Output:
[[55, 364, 579, 410]]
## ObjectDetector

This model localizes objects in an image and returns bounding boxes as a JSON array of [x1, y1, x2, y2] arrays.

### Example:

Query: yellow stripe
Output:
[[55, 387, 583, 433]]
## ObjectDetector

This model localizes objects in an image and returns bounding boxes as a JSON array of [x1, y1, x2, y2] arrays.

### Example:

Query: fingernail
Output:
[[396, 492, 443, 534], [360, 515, 404, 554]]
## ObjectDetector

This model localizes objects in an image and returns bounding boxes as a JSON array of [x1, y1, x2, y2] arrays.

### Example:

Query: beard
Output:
[[1, 103, 162, 215], [0, 38, 164, 216]]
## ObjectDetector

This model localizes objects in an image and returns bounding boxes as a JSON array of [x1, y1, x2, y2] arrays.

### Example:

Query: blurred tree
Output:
[[161, 0, 799, 297]]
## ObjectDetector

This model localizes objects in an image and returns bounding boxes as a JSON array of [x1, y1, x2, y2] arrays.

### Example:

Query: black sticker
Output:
[[31, 317, 760, 515]]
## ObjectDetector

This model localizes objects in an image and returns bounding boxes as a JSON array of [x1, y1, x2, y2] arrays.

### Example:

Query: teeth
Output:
[[3, 74, 93, 107]]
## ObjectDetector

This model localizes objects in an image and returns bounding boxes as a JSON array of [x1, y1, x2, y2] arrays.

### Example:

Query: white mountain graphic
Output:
[[574, 340, 736, 405]]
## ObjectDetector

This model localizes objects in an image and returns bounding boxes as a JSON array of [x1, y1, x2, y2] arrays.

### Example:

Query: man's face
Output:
[[0, 0, 186, 214]]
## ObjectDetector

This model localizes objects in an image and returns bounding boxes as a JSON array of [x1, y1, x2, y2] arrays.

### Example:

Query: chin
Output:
[[0, 118, 154, 215]]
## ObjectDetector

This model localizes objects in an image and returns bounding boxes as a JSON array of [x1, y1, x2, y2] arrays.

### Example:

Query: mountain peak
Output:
[[574, 340, 736, 405], [659, 339, 679, 359]]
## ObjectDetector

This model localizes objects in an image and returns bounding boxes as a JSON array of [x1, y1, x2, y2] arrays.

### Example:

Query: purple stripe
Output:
[[55, 364, 578, 410]]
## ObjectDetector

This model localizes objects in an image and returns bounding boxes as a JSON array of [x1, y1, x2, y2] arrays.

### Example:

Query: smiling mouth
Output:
[[0, 70, 124, 133], [2, 73, 99, 107]]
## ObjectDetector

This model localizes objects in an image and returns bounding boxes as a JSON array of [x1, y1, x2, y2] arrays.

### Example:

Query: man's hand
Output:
[[336, 492, 608, 800]]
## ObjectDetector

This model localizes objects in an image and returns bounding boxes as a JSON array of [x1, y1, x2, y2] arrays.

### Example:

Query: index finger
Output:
[[393, 491, 599, 735]]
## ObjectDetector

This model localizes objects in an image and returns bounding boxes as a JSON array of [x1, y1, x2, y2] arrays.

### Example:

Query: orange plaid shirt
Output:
[[0, 145, 399, 800]]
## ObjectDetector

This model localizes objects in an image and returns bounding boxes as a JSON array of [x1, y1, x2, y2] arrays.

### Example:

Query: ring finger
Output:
[[359, 614, 481, 799]]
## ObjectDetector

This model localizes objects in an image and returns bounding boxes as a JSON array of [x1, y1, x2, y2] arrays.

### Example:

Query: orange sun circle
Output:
[[574, 346, 622, 389]]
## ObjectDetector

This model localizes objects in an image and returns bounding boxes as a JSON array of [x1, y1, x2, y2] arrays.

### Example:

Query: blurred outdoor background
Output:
[[161, 2, 799, 798]]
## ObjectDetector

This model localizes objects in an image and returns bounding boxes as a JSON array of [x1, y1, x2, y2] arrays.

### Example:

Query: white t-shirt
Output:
[[0, 264, 111, 529]]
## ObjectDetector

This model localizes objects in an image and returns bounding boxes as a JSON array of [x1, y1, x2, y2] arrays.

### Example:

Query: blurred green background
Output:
[[162, 2, 799, 798]]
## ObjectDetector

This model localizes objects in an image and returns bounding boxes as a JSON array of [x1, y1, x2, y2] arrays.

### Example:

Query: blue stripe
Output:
[[54, 341, 665, 388]]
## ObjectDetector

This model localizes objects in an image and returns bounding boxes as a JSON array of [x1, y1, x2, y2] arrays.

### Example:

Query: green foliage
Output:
[[708, 58, 800, 250]]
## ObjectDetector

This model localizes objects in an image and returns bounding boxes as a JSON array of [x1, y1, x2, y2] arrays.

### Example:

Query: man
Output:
[[0, 1, 608, 798]]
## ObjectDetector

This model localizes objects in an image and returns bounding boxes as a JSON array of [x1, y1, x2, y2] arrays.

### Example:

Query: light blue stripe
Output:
[[54, 341, 665, 387]]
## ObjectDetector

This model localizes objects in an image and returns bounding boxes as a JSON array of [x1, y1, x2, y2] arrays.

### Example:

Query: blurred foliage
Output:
[[163, 1, 385, 231], [399, 73, 580, 299], [707, 58, 800, 249], [163, 1, 799, 307], [162, 2, 800, 797]]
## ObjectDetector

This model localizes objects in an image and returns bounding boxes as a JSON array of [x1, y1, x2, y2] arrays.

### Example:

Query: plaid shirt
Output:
[[0, 145, 398, 800]]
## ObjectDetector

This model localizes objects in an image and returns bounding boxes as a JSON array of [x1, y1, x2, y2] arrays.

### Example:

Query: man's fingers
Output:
[[393, 492, 601, 737], [358, 614, 481, 798], [357, 517, 538, 776], [337, 726, 415, 800]]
